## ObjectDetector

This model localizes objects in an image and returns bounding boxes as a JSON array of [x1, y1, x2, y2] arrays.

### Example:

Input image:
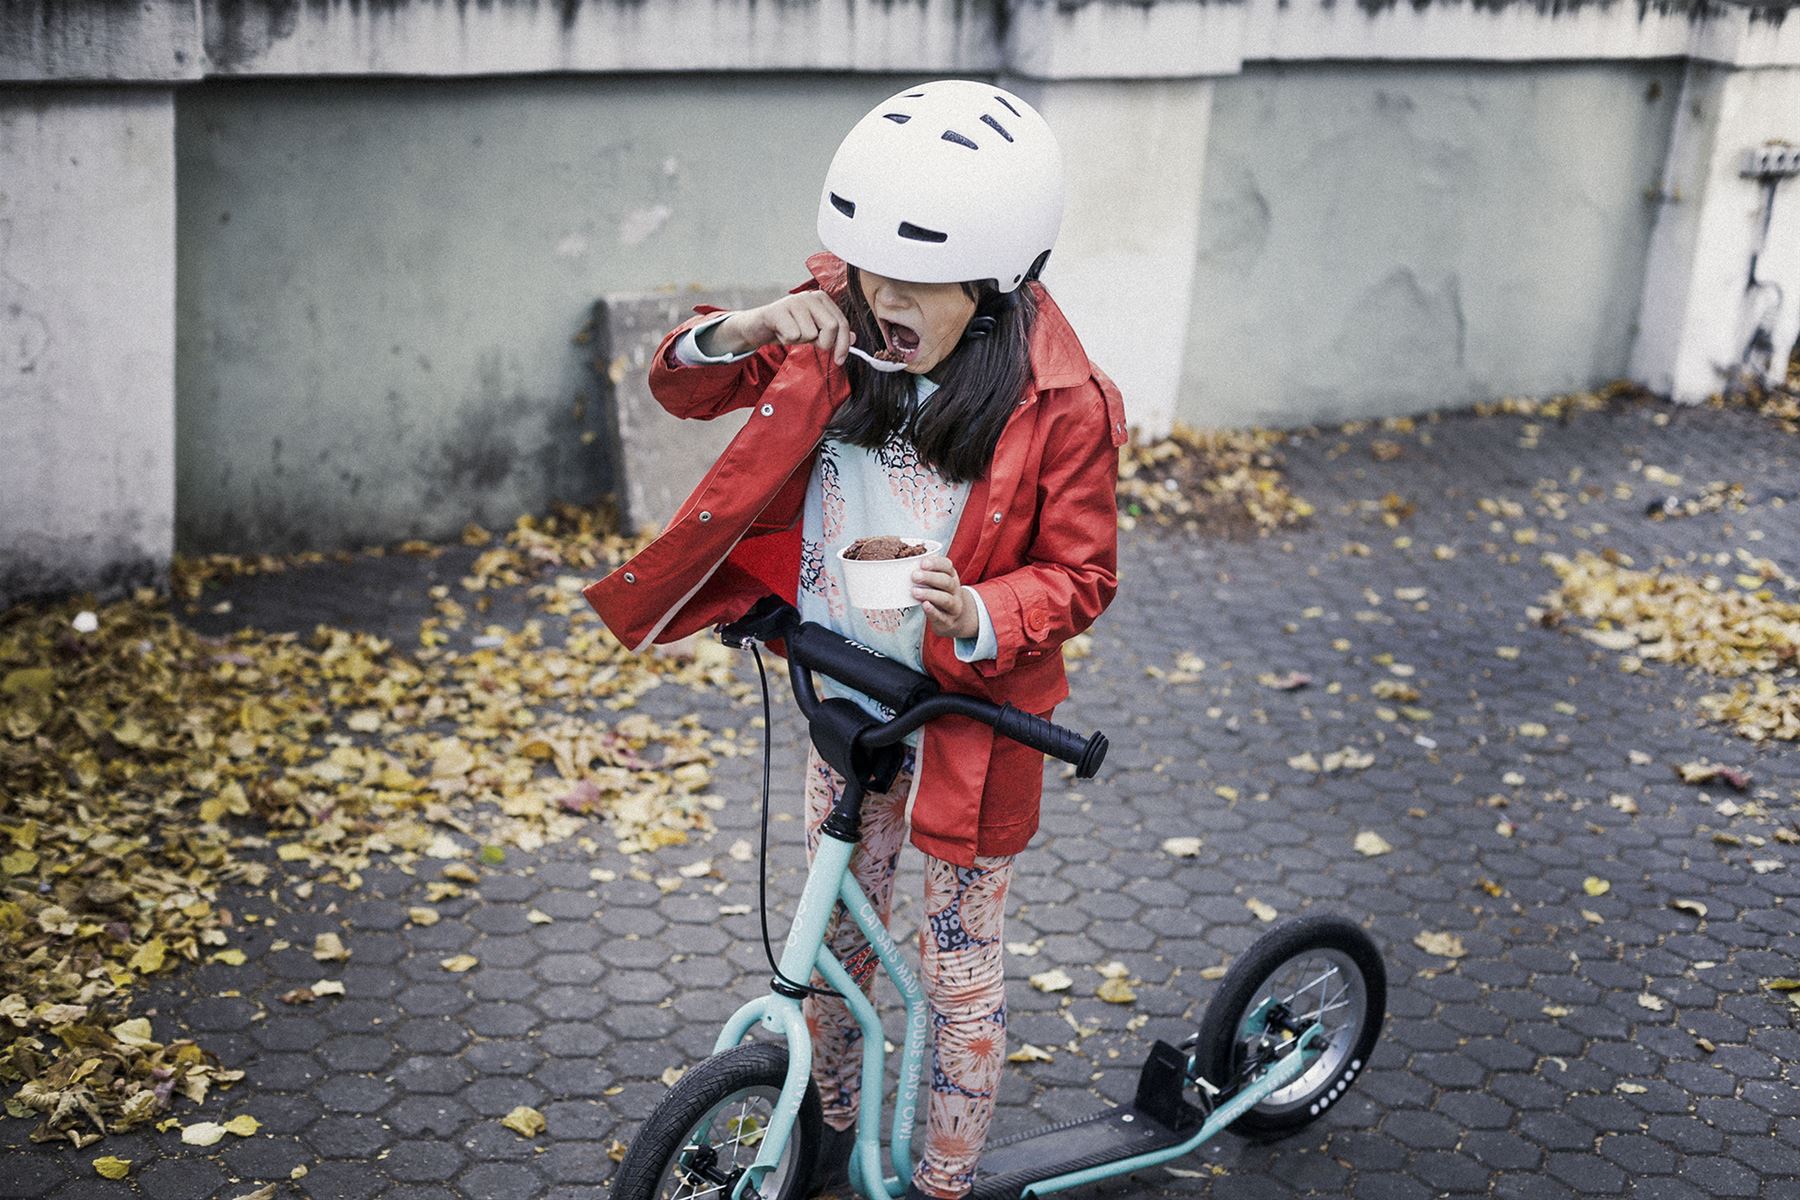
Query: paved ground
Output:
[[4, 398, 1798, 1199]]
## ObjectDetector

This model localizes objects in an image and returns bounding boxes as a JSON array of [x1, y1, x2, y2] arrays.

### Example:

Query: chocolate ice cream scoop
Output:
[[844, 536, 928, 562]]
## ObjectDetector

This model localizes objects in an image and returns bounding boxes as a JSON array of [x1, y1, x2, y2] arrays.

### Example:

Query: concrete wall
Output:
[[0, 87, 176, 601], [5, 0, 1800, 602], [1184, 60, 1686, 429], [175, 74, 905, 553]]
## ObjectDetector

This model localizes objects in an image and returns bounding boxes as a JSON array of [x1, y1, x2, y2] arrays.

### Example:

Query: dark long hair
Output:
[[827, 266, 1038, 484]]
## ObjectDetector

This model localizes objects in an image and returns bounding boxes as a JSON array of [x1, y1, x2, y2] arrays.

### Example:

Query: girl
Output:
[[584, 80, 1127, 1200]]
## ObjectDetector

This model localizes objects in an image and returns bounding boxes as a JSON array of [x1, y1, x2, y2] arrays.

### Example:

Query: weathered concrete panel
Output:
[[173, 74, 903, 553], [0, 1, 203, 83], [1631, 63, 1800, 401], [1183, 61, 1685, 428], [200, 0, 1007, 77], [1026, 76, 1215, 438], [594, 290, 765, 535], [0, 88, 176, 606]]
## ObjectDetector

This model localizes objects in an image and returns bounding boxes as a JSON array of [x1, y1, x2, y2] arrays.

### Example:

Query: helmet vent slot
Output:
[[941, 130, 980, 150], [993, 94, 1021, 117], [904, 91, 926, 98], [897, 222, 948, 244], [979, 114, 1013, 143], [829, 193, 856, 218], [883, 113, 912, 124]]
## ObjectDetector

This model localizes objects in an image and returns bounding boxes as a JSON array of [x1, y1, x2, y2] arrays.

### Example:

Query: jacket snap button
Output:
[[760, 404, 774, 416], [699, 511, 711, 522], [992, 512, 1002, 524], [623, 572, 637, 584]]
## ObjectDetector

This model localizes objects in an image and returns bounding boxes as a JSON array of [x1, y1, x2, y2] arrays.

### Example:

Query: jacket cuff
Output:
[[953, 587, 999, 663], [671, 314, 755, 366]]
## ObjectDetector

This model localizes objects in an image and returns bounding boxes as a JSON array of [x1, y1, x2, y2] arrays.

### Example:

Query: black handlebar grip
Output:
[[785, 621, 940, 714], [993, 705, 1109, 779]]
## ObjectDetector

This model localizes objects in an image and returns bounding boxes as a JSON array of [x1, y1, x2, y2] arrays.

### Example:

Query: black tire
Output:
[[611, 1041, 823, 1200], [1194, 914, 1385, 1138]]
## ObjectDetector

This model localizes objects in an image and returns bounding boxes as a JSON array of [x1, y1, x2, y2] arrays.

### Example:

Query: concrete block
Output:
[[1, 1, 202, 83], [1631, 63, 1800, 402], [592, 290, 765, 535], [0, 87, 176, 606]]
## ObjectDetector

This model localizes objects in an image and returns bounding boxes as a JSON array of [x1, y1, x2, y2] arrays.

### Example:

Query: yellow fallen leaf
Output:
[[93, 1156, 132, 1180], [1637, 993, 1665, 1012], [110, 1017, 157, 1048], [223, 1114, 261, 1137], [607, 1138, 629, 1162], [526, 909, 553, 924], [1097, 977, 1137, 1004], [1518, 722, 1549, 738], [1354, 831, 1393, 857], [182, 1121, 227, 1147], [661, 1066, 686, 1087], [1246, 898, 1278, 923], [313, 932, 350, 962], [1008, 1044, 1055, 1064], [1542, 1005, 1570, 1018], [501, 1105, 546, 1138], [128, 938, 168, 974], [311, 979, 346, 996], [1160, 836, 1203, 858], [1414, 931, 1466, 959], [209, 948, 247, 966], [440, 954, 479, 973], [1617, 1082, 1648, 1094], [1029, 968, 1073, 993], [408, 907, 440, 927], [1582, 877, 1610, 897], [1670, 899, 1707, 918]]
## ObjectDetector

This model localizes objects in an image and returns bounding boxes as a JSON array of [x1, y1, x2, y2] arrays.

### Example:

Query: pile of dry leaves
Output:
[[1474, 380, 1640, 422], [1539, 550, 1800, 742], [1709, 349, 1800, 436], [1117, 425, 1315, 537], [0, 505, 740, 1147]]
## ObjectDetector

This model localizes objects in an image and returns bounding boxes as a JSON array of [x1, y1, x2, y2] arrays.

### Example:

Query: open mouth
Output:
[[879, 319, 922, 363]]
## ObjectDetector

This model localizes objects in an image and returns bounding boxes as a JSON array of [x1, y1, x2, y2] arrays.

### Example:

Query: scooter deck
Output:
[[968, 1106, 1189, 1200]]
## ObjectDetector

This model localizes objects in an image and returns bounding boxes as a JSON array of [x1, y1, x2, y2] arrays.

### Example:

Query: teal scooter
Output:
[[611, 597, 1386, 1200]]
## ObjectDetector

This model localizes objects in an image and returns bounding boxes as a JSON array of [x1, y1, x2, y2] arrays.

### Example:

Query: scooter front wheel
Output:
[[610, 1041, 823, 1200], [1193, 914, 1385, 1137]]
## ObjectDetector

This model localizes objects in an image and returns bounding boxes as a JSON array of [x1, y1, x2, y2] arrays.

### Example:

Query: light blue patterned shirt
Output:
[[674, 319, 997, 725]]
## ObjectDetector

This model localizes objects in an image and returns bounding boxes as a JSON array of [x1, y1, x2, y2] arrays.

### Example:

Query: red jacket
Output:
[[584, 253, 1127, 866]]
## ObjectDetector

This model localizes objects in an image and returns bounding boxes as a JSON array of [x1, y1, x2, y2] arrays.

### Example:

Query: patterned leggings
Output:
[[801, 748, 1012, 1200]]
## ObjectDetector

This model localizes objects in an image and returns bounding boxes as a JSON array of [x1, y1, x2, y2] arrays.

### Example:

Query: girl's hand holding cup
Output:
[[698, 293, 854, 365], [912, 554, 979, 640]]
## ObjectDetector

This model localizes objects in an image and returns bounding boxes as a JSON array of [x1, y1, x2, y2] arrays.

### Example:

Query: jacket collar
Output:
[[805, 252, 1092, 395]]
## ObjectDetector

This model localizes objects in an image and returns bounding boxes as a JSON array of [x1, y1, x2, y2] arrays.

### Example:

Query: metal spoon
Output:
[[847, 344, 908, 373]]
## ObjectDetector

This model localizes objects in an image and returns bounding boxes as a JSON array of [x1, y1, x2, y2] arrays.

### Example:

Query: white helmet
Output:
[[816, 80, 1063, 294]]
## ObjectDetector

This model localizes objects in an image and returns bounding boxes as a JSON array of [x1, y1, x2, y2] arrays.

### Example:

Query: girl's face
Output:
[[856, 270, 978, 380]]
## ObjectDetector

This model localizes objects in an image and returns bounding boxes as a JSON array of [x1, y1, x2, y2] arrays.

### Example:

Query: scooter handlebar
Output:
[[994, 704, 1109, 779]]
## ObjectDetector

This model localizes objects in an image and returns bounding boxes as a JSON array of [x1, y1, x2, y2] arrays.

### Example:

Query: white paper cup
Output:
[[836, 539, 941, 610]]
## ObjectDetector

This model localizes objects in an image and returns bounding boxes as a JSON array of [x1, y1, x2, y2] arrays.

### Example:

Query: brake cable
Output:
[[749, 642, 840, 1000]]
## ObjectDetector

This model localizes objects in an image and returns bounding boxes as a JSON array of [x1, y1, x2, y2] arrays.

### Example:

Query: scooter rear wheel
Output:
[[610, 1040, 823, 1200], [1193, 914, 1385, 1137]]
